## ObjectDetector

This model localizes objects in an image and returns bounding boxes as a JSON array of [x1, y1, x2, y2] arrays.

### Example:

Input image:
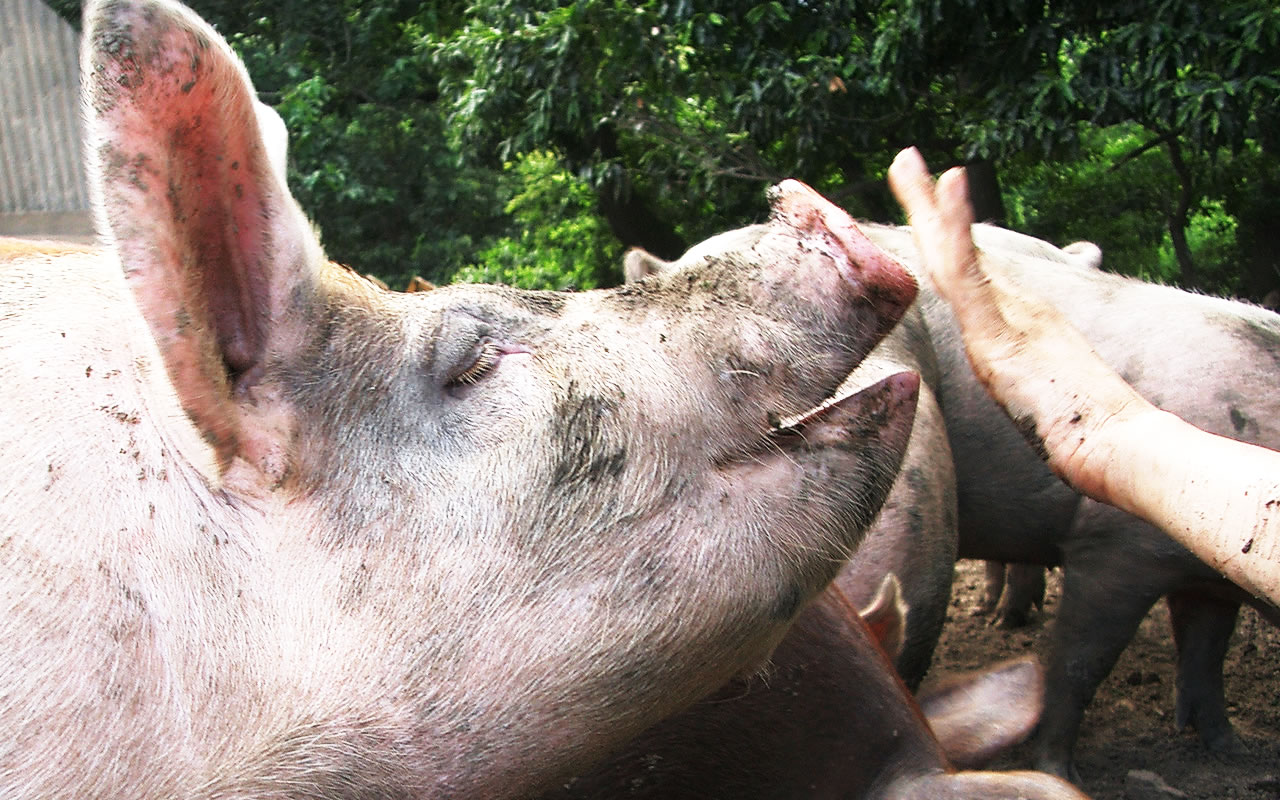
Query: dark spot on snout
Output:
[[604, 280, 654, 311], [511, 290, 567, 317], [1230, 406, 1251, 435], [551, 382, 628, 488]]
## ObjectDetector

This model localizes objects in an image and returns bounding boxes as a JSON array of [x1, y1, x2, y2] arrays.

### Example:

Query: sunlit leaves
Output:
[[452, 152, 623, 289]]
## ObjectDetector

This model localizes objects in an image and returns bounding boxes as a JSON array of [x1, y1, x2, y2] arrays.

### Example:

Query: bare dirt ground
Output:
[[927, 560, 1280, 800]]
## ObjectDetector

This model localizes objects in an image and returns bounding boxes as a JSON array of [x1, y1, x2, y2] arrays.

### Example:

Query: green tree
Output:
[[51, 0, 512, 288], [453, 152, 622, 289], [1005, 123, 1244, 293], [53, 0, 1280, 296], [437, 0, 1280, 296]]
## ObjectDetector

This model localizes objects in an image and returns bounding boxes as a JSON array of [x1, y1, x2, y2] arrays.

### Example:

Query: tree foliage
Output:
[[452, 152, 622, 290], [434, 0, 1279, 295], [45, 0, 1280, 297]]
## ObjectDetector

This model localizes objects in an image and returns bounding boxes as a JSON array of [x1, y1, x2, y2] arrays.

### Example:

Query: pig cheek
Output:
[[442, 351, 539, 450], [699, 464, 826, 616]]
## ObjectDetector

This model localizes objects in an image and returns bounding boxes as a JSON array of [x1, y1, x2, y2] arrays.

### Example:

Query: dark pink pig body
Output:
[[544, 583, 1087, 800]]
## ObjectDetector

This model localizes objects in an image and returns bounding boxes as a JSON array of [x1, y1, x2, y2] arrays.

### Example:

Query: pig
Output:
[[626, 238, 958, 690], [543, 581, 1090, 800], [0, 1, 922, 797], [976, 240, 1100, 629], [859, 217, 1280, 781]]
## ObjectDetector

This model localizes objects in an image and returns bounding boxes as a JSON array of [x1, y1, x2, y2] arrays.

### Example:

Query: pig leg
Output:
[[978, 561, 1006, 615], [1032, 555, 1162, 781], [1167, 590, 1245, 753], [992, 564, 1047, 629]]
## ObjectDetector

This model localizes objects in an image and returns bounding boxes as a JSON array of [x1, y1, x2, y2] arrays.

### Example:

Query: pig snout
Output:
[[768, 178, 918, 333], [624, 183, 921, 459]]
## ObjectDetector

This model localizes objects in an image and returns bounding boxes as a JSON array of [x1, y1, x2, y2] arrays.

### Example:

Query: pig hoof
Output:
[[1176, 697, 1246, 754], [1202, 727, 1248, 755], [989, 607, 1034, 629]]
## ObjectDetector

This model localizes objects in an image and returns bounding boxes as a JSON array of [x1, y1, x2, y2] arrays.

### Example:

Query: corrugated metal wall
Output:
[[0, 0, 89, 216]]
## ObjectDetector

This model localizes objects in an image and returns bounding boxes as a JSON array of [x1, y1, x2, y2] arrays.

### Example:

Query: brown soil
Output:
[[927, 560, 1280, 800]]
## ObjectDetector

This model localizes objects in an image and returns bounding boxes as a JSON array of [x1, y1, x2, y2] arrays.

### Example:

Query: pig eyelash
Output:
[[450, 340, 502, 386]]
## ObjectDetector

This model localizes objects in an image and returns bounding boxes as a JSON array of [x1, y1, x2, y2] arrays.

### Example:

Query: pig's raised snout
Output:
[[768, 179, 919, 326]]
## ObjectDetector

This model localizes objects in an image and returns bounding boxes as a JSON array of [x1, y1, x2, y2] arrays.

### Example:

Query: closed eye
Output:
[[449, 339, 502, 387]]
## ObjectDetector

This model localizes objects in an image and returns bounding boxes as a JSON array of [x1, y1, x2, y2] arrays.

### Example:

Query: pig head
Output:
[[0, 1, 919, 798], [627, 230, 959, 690]]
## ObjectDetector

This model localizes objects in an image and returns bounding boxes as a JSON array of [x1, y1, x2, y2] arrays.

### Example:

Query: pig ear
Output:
[[858, 574, 908, 662], [83, 0, 324, 479], [917, 657, 1044, 769], [622, 248, 671, 283]]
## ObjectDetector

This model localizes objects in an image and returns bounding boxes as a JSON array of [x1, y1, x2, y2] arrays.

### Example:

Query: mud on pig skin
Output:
[[863, 220, 1280, 782], [0, 1, 921, 797], [627, 231, 958, 690]]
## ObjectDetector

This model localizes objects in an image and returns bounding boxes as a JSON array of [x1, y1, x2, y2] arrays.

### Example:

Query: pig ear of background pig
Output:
[[83, 0, 326, 480], [857, 573, 908, 664], [622, 248, 672, 283], [916, 657, 1045, 770]]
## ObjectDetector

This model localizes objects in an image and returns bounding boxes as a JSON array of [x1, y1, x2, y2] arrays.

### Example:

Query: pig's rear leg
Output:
[[1031, 558, 1160, 782], [977, 560, 1005, 615], [1167, 589, 1245, 753], [992, 563, 1047, 629]]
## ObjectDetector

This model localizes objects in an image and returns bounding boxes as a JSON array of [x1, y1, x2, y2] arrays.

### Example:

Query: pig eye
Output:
[[448, 339, 501, 387]]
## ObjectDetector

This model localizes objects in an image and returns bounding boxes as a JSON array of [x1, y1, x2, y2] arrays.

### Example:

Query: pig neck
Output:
[[0, 257, 288, 794], [0, 259, 394, 795]]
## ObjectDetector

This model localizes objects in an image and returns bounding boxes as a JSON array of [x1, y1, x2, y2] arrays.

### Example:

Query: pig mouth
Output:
[[769, 383, 866, 435], [730, 370, 920, 463]]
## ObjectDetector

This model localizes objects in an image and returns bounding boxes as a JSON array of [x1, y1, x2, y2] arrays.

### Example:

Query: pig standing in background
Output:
[[861, 214, 1280, 782], [627, 235, 959, 690], [978, 561, 1047, 628], [0, 0, 923, 796]]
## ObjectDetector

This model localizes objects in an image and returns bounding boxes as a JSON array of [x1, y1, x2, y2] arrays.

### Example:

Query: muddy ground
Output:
[[925, 560, 1280, 800]]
